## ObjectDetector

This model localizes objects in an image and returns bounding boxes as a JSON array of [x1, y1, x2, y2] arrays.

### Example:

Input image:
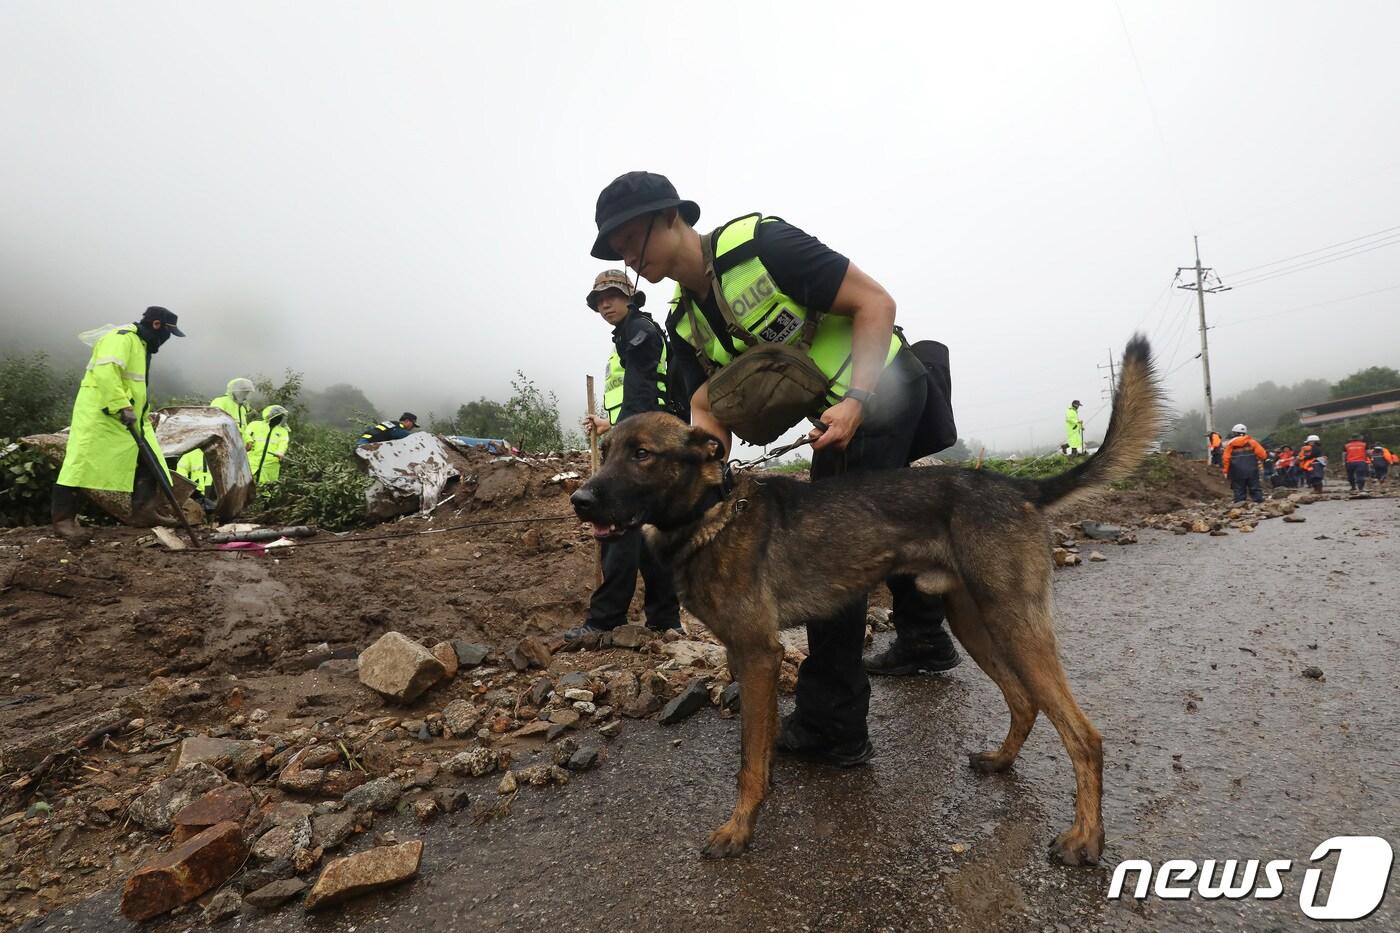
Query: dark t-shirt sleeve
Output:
[[664, 324, 707, 409], [754, 219, 851, 313], [616, 316, 666, 422]]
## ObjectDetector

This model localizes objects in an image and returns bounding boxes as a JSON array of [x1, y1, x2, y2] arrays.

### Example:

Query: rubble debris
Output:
[[343, 778, 403, 813], [252, 817, 312, 862], [660, 641, 728, 669], [0, 707, 124, 774], [120, 821, 248, 921], [431, 641, 460, 679], [1301, 666, 1326, 681], [245, 877, 308, 910], [305, 839, 424, 910], [1052, 547, 1082, 567], [567, 746, 600, 771], [358, 631, 448, 703], [508, 636, 553, 671], [172, 784, 255, 843], [1079, 522, 1125, 541], [445, 748, 500, 778], [1088, 551, 1107, 562], [171, 735, 269, 780], [451, 641, 491, 668], [442, 699, 482, 737], [659, 679, 710, 725], [608, 624, 654, 649], [311, 811, 360, 851], [129, 762, 232, 832]]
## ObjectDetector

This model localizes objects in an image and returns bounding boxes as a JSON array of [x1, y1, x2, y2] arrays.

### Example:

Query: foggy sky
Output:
[[4, 1, 1399, 452]]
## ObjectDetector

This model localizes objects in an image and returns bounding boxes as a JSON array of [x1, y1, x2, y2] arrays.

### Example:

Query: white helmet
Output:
[[1232, 423, 1247, 434], [1306, 434, 1320, 443]]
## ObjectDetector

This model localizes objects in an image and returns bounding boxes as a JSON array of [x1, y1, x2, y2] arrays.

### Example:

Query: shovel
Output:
[[126, 418, 200, 547]]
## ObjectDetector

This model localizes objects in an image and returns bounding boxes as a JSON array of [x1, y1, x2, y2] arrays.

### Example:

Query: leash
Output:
[[726, 435, 814, 472]]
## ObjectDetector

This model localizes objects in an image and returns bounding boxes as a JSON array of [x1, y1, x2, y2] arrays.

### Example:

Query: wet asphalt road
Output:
[[24, 496, 1400, 932]]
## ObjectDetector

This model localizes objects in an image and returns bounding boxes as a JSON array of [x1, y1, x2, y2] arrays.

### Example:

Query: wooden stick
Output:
[[586, 375, 602, 584]]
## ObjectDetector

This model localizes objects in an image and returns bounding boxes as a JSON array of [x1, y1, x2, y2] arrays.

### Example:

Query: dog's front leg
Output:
[[702, 636, 781, 859]]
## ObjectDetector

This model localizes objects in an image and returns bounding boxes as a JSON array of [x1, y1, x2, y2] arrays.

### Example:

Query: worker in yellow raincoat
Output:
[[245, 405, 291, 485], [52, 307, 185, 544], [1065, 399, 1085, 455], [210, 377, 255, 433], [176, 446, 213, 498]]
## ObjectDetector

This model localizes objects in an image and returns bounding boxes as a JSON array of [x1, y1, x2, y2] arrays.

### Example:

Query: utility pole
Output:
[[1096, 349, 1118, 405], [1177, 236, 1230, 436]]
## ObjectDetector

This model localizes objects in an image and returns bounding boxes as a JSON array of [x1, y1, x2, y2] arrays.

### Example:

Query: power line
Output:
[[1222, 223, 1400, 278], [1227, 234, 1400, 289], [1214, 281, 1400, 330]]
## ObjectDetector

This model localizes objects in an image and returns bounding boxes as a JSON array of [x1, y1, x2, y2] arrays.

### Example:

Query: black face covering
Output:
[[136, 320, 172, 353]]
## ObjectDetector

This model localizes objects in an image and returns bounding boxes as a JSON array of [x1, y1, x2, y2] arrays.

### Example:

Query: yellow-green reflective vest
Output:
[[245, 419, 290, 483], [211, 395, 252, 432], [672, 214, 900, 406], [176, 447, 212, 494], [603, 326, 669, 425]]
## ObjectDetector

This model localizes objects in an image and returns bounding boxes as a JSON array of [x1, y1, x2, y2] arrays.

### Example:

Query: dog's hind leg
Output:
[[944, 589, 1037, 773], [701, 627, 782, 859], [993, 600, 1104, 866]]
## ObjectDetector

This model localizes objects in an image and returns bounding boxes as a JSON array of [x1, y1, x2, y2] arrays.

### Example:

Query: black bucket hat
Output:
[[590, 171, 700, 260], [399, 412, 418, 424]]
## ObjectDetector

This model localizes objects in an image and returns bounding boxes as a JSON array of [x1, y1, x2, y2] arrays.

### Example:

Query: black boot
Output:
[[865, 625, 961, 676], [50, 484, 92, 548], [776, 712, 874, 767]]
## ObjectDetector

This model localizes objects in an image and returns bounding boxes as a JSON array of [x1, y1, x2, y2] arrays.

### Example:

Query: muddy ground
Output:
[[4, 455, 1396, 931]]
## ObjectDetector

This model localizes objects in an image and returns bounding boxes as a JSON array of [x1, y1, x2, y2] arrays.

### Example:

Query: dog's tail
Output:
[[1030, 334, 1165, 515]]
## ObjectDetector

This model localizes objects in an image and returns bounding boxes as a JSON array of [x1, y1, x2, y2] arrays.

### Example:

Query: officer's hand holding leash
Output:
[[809, 397, 862, 451]]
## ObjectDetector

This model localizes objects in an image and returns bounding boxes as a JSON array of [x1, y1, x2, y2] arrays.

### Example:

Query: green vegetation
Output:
[[1331, 366, 1400, 399], [765, 458, 811, 474], [247, 423, 368, 531], [432, 398, 511, 438], [0, 352, 71, 440], [0, 444, 58, 525], [502, 371, 567, 452]]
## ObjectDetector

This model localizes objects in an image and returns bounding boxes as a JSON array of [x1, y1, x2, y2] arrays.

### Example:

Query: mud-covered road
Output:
[[25, 496, 1400, 932]]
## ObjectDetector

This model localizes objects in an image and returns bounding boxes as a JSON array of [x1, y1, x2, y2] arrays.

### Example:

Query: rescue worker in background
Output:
[[1261, 448, 1276, 486], [246, 405, 292, 485], [591, 170, 958, 767], [1343, 434, 1371, 492], [1298, 434, 1325, 493], [51, 306, 185, 545], [210, 378, 255, 433], [1273, 445, 1296, 489], [1065, 400, 1085, 456], [564, 270, 681, 642], [1371, 444, 1396, 486], [1220, 424, 1267, 504], [175, 446, 214, 510], [357, 413, 418, 446], [1205, 430, 1223, 467]]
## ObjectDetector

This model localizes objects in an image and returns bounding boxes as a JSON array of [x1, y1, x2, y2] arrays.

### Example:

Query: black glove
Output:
[[119, 407, 137, 427]]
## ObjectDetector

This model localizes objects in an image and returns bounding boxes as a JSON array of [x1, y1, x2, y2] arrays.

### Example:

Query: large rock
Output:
[[129, 763, 231, 832], [172, 784, 255, 843], [358, 632, 447, 703], [170, 735, 269, 780], [120, 821, 248, 921], [305, 840, 423, 911]]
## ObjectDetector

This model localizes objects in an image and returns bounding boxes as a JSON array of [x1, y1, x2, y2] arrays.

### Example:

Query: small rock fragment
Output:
[[659, 679, 710, 725], [202, 888, 242, 924], [441, 699, 481, 738], [444, 747, 499, 778], [608, 624, 653, 649], [430, 642, 459, 679], [1301, 666, 1325, 681], [342, 778, 402, 813], [304, 840, 423, 910], [451, 641, 491, 668], [245, 877, 307, 910], [1088, 551, 1107, 562], [567, 747, 599, 771]]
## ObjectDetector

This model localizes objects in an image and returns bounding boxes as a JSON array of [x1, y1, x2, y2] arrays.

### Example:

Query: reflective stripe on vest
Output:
[[360, 421, 395, 440], [671, 214, 900, 405], [603, 333, 669, 426]]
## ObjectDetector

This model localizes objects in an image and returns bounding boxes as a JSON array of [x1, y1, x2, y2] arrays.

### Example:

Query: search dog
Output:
[[571, 335, 1162, 864]]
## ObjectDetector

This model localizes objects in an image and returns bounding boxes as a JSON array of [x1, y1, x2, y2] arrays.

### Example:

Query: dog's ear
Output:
[[687, 426, 725, 462]]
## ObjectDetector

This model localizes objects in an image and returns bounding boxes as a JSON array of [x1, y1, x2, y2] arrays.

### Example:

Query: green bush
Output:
[[0, 353, 72, 439], [0, 443, 59, 526]]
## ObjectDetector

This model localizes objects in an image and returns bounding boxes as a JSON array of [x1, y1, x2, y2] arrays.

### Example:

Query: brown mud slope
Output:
[[0, 448, 1272, 927]]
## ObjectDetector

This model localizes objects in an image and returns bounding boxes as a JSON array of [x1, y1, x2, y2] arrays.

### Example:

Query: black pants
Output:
[[586, 527, 680, 630], [793, 353, 945, 744], [1229, 469, 1263, 503], [1346, 462, 1368, 490], [51, 457, 161, 523]]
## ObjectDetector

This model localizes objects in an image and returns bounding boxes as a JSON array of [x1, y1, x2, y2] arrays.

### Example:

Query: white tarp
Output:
[[355, 433, 459, 517]]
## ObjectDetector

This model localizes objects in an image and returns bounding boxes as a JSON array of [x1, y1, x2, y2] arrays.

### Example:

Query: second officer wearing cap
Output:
[[564, 270, 684, 641]]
